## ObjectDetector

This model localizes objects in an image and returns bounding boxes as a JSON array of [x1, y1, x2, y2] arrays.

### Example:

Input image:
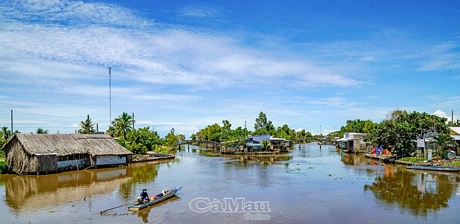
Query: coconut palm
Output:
[[78, 115, 95, 134], [1, 127, 11, 140], [261, 140, 271, 151], [111, 112, 134, 138]]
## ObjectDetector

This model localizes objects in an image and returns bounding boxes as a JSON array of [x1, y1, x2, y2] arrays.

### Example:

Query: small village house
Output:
[[449, 127, 460, 154], [1, 134, 132, 174], [336, 132, 367, 153]]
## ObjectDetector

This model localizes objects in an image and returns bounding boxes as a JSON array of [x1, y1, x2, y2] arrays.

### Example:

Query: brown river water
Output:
[[1, 143, 459, 224]]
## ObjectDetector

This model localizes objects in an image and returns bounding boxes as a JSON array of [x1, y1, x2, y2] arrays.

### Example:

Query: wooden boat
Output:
[[406, 166, 460, 172], [128, 186, 182, 211]]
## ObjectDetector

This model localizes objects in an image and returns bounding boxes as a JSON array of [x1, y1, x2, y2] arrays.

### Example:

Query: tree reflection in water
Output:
[[364, 167, 459, 217], [221, 154, 293, 167], [118, 162, 161, 199]]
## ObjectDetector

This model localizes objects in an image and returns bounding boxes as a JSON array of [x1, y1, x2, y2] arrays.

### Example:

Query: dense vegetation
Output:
[[0, 109, 458, 158], [192, 111, 315, 145], [366, 110, 453, 157], [0, 149, 6, 174]]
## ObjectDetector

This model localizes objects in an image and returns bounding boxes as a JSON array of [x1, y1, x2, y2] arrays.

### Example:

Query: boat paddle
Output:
[[100, 202, 133, 214]]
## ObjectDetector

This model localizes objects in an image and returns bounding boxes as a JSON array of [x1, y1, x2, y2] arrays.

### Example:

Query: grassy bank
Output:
[[398, 157, 426, 163], [155, 146, 174, 154]]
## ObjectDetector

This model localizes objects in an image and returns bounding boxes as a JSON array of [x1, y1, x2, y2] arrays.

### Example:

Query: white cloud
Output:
[[179, 5, 221, 18]]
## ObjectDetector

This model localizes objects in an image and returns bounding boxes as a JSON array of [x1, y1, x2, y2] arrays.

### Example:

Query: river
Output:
[[1, 143, 459, 223]]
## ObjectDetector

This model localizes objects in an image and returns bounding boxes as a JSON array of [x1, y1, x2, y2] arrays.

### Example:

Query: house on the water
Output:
[[336, 132, 367, 153], [246, 134, 290, 152], [1, 134, 133, 174], [449, 127, 460, 154]]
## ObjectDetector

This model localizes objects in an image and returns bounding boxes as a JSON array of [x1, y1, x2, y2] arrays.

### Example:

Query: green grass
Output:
[[449, 161, 460, 167], [398, 157, 426, 163], [155, 146, 173, 154]]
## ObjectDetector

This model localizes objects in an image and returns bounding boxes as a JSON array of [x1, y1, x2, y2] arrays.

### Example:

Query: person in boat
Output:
[[138, 189, 149, 203]]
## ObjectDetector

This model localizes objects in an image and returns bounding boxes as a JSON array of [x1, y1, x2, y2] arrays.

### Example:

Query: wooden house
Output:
[[1, 134, 132, 174]]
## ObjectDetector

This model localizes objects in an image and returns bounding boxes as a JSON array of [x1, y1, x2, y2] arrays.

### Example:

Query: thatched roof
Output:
[[2, 134, 132, 156]]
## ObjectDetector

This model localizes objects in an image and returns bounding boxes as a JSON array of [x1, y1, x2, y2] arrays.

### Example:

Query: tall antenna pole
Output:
[[10, 110, 13, 135], [108, 67, 112, 127]]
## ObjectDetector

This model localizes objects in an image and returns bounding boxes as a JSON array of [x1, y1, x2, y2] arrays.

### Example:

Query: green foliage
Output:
[[195, 112, 300, 144], [118, 127, 162, 155], [1, 127, 11, 140], [0, 161, 7, 174], [107, 112, 134, 138], [196, 120, 249, 144], [165, 128, 185, 150], [261, 140, 270, 150], [367, 110, 450, 157], [295, 129, 312, 142], [78, 115, 95, 134], [254, 111, 275, 135], [36, 127, 49, 134], [275, 124, 296, 140], [339, 119, 377, 135]]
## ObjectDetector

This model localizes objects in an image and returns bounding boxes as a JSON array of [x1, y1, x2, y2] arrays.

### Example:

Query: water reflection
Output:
[[137, 196, 180, 223], [364, 167, 460, 217], [221, 154, 293, 166], [3, 162, 162, 214], [118, 162, 161, 200], [340, 152, 371, 166], [4, 168, 131, 214]]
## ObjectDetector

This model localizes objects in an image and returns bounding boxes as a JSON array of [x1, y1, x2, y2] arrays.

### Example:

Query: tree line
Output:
[[329, 110, 458, 157], [1, 109, 459, 157]]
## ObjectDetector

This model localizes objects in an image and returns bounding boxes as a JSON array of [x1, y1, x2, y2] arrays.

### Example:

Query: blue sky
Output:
[[0, 0, 459, 138]]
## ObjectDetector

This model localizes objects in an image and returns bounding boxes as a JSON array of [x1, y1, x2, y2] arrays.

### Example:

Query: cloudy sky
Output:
[[0, 0, 459, 137]]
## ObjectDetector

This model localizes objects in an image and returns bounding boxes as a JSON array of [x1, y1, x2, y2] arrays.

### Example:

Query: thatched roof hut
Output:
[[1, 134, 133, 174]]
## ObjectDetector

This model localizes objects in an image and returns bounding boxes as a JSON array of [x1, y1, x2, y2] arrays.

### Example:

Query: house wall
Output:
[[6, 141, 32, 174], [57, 159, 85, 169], [35, 155, 58, 173], [95, 155, 127, 166]]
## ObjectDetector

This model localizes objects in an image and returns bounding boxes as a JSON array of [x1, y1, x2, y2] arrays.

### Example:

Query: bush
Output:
[[0, 161, 7, 174]]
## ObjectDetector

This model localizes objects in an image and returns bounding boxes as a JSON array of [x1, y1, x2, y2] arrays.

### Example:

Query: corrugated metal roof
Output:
[[450, 127, 460, 135]]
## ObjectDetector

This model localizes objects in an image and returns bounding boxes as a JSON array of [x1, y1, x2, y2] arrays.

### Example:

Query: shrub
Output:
[[0, 161, 7, 174]]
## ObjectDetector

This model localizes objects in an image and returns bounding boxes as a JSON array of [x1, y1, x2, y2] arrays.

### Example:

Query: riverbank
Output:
[[131, 153, 175, 162], [396, 157, 460, 167]]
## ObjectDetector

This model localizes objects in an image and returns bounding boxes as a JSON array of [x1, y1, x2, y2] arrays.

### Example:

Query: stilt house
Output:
[[1, 134, 133, 174]]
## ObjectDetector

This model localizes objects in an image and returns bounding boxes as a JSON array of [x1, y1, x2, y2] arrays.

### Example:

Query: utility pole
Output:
[[10, 110, 13, 136], [132, 112, 135, 130], [108, 67, 112, 127], [244, 121, 247, 151]]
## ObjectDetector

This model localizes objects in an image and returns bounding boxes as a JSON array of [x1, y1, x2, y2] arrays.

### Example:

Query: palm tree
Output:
[[111, 112, 134, 138], [261, 140, 271, 151], [36, 127, 48, 134], [1, 127, 11, 140], [78, 115, 95, 134]]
